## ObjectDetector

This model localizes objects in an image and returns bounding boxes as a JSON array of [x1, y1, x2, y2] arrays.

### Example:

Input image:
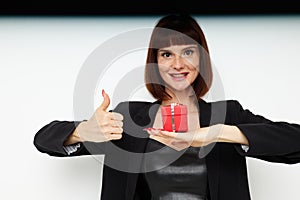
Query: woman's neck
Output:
[[162, 87, 198, 106]]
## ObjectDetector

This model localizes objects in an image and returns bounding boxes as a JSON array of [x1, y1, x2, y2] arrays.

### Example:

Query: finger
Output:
[[149, 134, 171, 144], [160, 131, 194, 141], [110, 126, 123, 134], [149, 134, 164, 142], [109, 120, 123, 128], [162, 131, 195, 142], [147, 129, 160, 135], [157, 131, 192, 145], [108, 112, 124, 121], [160, 130, 177, 138], [99, 89, 111, 111], [109, 133, 122, 140]]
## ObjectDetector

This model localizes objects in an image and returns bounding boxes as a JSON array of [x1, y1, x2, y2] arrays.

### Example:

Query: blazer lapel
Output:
[[199, 99, 220, 200], [125, 100, 161, 200]]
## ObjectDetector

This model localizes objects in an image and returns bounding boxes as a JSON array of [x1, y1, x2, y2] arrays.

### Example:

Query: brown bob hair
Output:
[[144, 14, 213, 101]]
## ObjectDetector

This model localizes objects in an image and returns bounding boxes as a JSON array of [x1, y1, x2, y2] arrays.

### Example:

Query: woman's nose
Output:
[[171, 55, 185, 70]]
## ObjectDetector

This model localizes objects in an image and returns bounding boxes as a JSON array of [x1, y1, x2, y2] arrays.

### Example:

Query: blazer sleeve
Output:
[[33, 120, 96, 157], [230, 100, 300, 164], [33, 101, 142, 157]]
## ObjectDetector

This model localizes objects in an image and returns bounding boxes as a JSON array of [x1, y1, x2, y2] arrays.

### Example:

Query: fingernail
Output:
[[102, 89, 105, 97], [146, 130, 156, 135]]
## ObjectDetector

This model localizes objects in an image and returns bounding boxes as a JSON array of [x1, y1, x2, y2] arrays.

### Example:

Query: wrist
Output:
[[217, 124, 249, 145], [191, 126, 214, 147], [64, 122, 84, 145]]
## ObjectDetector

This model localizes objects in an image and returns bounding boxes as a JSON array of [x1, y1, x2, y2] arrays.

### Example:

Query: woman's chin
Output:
[[167, 85, 192, 93]]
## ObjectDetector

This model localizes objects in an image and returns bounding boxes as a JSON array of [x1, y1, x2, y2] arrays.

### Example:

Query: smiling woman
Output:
[[157, 44, 200, 92], [33, 14, 300, 200]]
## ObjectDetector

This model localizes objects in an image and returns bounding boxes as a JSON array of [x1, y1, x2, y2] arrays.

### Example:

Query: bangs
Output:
[[150, 27, 200, 49]]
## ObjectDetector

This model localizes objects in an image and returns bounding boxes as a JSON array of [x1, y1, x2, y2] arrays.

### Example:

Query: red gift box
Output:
[[161, 103, 188, 132]]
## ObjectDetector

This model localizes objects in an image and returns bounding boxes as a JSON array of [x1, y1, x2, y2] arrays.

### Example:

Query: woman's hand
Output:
[[146, 124, 249, 151], [64, 90, 124, 145], [147, 126, 214, 151]]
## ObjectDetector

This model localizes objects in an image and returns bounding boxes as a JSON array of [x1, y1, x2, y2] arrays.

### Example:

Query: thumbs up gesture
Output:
[[69, 89, 124, 144]]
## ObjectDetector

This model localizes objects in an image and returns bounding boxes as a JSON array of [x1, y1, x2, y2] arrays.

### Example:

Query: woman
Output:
[[34, 14, 300, 200]]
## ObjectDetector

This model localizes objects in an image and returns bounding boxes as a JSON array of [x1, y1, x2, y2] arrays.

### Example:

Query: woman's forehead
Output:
[[158, 44, 198, 51]]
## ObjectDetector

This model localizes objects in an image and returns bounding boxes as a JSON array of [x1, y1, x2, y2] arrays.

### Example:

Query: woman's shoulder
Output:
[[200, 99, 248, 124], [115, 100, 157, 107], [113, 100, 159, 113], [200, 98, 242, 108]]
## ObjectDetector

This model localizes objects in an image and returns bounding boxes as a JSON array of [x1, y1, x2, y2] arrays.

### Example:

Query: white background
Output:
[[1, 15, 300, 199]]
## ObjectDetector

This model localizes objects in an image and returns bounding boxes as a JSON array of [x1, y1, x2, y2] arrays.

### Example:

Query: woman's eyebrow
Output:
[[182, 46, 198, 51], [158, 49, 171, 53], [158, 48, 170, 51], [158, 45, 198, 53]]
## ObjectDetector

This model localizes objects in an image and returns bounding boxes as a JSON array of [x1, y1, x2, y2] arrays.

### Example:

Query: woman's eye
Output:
[[183, 49, 194, 56], [161, 52, 171, 58]]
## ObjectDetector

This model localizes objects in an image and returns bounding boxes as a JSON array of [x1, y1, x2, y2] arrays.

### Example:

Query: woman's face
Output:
[[157, 44, 200, 92]]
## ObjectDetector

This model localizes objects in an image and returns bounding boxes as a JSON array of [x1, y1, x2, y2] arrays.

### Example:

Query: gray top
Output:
[[144, 139, 208, 200]]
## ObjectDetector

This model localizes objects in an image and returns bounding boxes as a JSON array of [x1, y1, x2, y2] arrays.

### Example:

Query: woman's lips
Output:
[[169, 72, 188, 81]]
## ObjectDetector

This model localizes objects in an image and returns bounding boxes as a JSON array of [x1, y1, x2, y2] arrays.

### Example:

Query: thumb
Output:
[[99, 89, 110, 111]]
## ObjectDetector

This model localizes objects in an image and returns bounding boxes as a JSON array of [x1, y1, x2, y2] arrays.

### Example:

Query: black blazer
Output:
[[34, 99, 300, 200]]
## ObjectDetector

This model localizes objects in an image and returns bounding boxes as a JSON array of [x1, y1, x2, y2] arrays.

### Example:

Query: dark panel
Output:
[[0, 0, 300, 16]]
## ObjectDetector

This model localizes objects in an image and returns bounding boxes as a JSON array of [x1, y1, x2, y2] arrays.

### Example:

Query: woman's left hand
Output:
[[146, 126, 218, 151]]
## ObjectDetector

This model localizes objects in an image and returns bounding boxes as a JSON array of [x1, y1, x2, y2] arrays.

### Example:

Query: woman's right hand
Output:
[[64, 90, 124, 145]]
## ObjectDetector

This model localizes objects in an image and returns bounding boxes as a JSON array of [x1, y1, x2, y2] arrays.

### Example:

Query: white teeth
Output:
[[171, 74, 185, 78]]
